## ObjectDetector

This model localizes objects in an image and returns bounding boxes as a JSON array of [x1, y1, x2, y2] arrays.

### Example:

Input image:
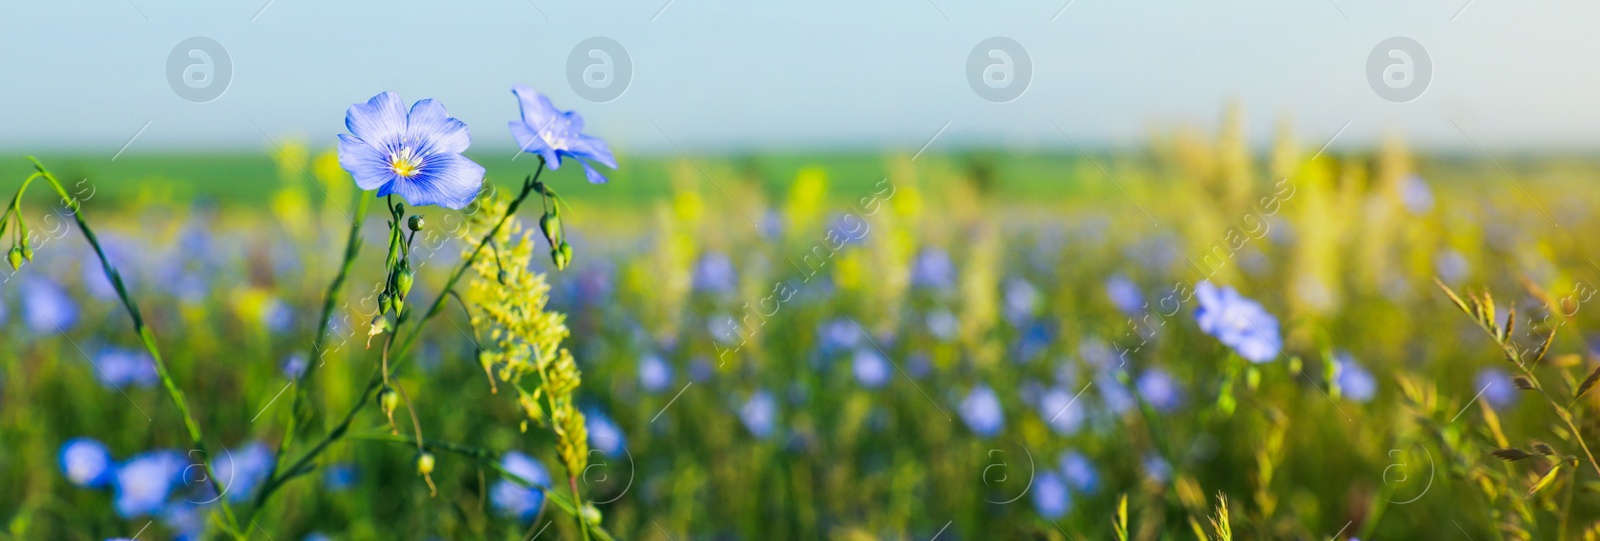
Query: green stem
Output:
[[249, 193, 371, 520], [250, 162, 545, 509], [23, 158, 242, 536]]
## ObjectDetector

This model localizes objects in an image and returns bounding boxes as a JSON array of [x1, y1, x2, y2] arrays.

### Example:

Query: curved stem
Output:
[[255, 192, 372, 515], [22, 158, 240, 535]]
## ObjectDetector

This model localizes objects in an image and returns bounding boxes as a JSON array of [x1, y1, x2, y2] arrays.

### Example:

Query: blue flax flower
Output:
[[1476, 367, 1518, 409], [491, 451, 551, 523], [60, 437, 114, 488], [1058, 451, 1098, 493], [585, 408, 627, 457], [1031, 471, 1071, 519], [638, 352, 673, 393], [113, 450, 185, 517], [960, 385, 1004, 438], [23, 277, 77, 335], [1334, 353, 1377, 403], [852, 347, 891, 389], [94, 347, 159, 389], [508, 85, 617, 183], [338, 91, 486, 210], [1135, 368, 1182, 412], [1193, 281, 1282, 363], [1037, 386, 1085, 435], [739, 390, 778, 439], [213, 442, 273, 502]]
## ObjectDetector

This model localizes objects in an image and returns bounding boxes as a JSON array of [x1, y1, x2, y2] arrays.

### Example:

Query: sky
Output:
[[2, 0, 1599, 155]]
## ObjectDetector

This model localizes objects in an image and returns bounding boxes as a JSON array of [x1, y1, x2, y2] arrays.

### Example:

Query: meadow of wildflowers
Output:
[[5, 98, 1600, 541]]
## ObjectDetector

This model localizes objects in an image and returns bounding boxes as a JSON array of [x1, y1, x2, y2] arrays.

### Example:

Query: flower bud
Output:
[[581, 503, 602, 525], [539, 211, 563, 247], [379, 293, 393, 315], [380, 386, 400, 417], [19, 243, 33, 263], [407, 215, 425, 232], [551, 241, 572, 270], [6, 247, 21, 270], [416, 451, 435, 475]]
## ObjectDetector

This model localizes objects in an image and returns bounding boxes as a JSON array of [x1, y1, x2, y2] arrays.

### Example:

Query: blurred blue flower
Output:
[[1078, 338, 1118, 369], [906, 352, 932, 379], [1058, 451, 1098, 493], [1141, 453, 1171, 484], [60, 437, 113, 488], [1105, 275, 1144, 315], [23, 277, 77, 335], [851, 348, 891, 389], [585, 409, 626, 457], [739, 390, 778, 439], [160, 500, 208, 541], [925, 310, 958, 342], [959, 385, 1004, 438], [911, 248, 955, 290], [1003, 278, 1040, 325], [508, 85, 616, 183], [213, 442, 272, 502], [1401, 174, 1434, 214], [1135, 368, 1181, 412], [281, 353, 307, 380], [94, 347, 159, 389], [1097, 373, 1135, 416], [303, 534, 333, 541], [1435, 250, 1469, 284], [1016, 319, 1055, 362], [491, 451, 551, 523], [693, 252, 737, 294], [1476, 367, 1518, 409], [708, 314, 742, 346], [113, 450, 185, 517], [1036, 386, 1086, 435], [689, 356, 714, 383], [262, 297, 293, 335], [323, 463, 357, 491], [819, 318, 862, 352], [1334, 353, 1377, 403], [337, 91, 486, 210], [1030, 471, 1071, 519], [1194, 281, 1282, 363], [639, 353, 673, 393]]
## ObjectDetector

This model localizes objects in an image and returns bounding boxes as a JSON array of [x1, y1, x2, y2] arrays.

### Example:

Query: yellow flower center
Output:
[[389, 147, 421, 178]]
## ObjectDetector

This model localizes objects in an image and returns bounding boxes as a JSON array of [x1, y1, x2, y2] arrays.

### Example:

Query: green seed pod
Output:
[[581, 503, 602, 525], [539, 211, 563, 247], [379, 293, 393, 315], [407, 215, 424, 232], [6, 247, 21, 270], [396, 267, 415, 298], [379, 387, 400, 417], [416, 451, 436, 475]]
